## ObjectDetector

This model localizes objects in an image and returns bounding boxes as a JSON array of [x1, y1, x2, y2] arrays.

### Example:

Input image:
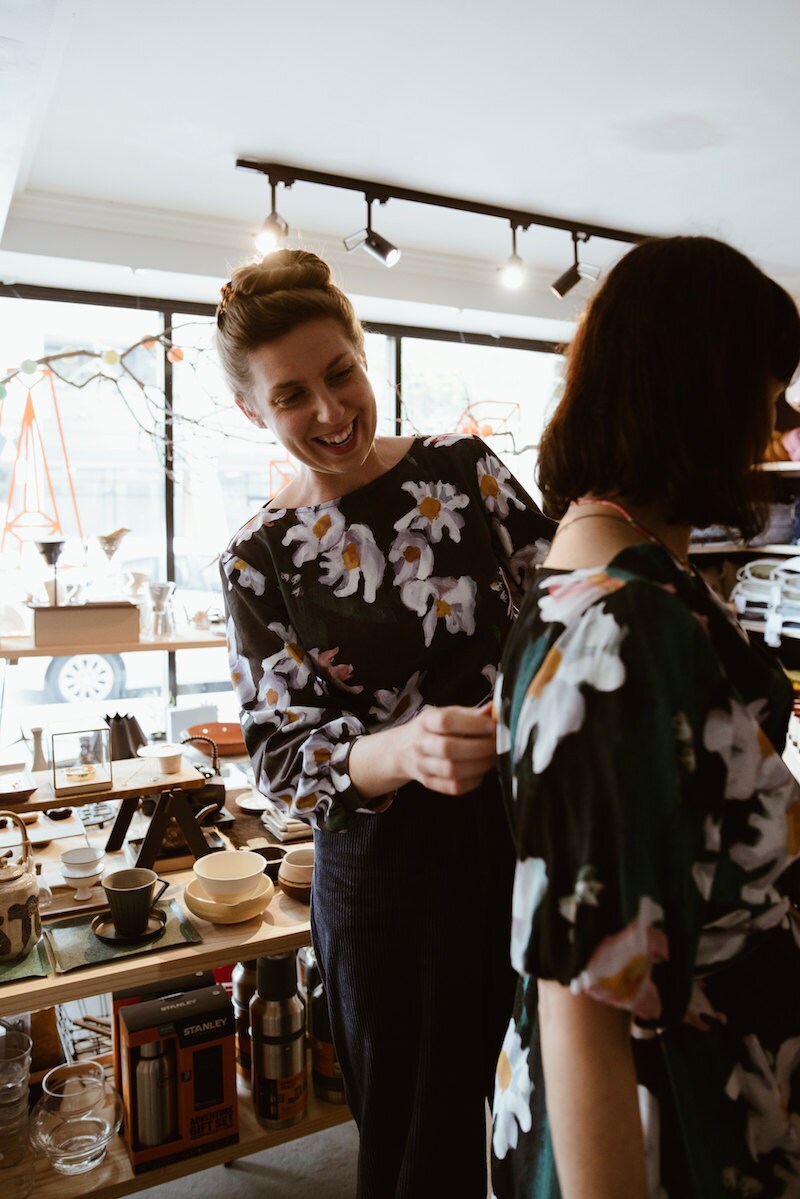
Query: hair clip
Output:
[[216, 281, 235, 328]]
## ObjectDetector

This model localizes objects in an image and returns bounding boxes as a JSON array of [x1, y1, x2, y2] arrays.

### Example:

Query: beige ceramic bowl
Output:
[[277, 845, 314, 903], [137, 743, 183, 774], [183, 874, 274, 924], [193, 849, 266, 902]]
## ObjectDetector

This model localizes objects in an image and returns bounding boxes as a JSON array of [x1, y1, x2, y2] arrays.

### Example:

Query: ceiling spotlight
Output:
[[551, 232, 599, 299], [499, 224, 526, 290], [343, 197, 401, 267], [254, 182, 289, 255]]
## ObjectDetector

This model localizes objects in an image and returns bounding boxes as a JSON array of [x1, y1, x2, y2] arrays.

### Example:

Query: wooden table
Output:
[[15, 757, 206, 814]]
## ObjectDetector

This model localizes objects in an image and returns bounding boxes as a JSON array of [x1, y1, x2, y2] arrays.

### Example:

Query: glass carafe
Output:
[[148, 582, 176, 639], [30, 1061, 123, 1175]]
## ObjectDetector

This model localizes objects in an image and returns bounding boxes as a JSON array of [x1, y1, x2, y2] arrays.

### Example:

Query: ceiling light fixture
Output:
[[499, 224, 526, 290], [254, 181, 289, 256], [550, 232, 601, 299], [237, 160, 647, 287], [343, 196, 401, 268]]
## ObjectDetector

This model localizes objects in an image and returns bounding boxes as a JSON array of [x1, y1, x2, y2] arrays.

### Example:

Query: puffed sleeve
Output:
[[220, 549, 390, 832], [504, 581, 745, 1030], [468, 439, 555, 602]]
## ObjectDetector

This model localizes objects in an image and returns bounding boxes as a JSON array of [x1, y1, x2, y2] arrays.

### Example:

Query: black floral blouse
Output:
[[491, 544, 800, 1198], [220, 435, 554, 831]]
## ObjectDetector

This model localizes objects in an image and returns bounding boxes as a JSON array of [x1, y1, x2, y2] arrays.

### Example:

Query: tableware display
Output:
[[0, 812, 41, 963], [0, 765, 36, 802], [277, 844, 314, 904], [192, 849, 265, 903], [90, 907, 167, 944], [185, 722, 246, 756], [34, 539, 65, 607], [29, 1060, 123, 1174], [252, 844, 287, 881], [148, 581, 176, 639], [234, 793, 270, 813], [101, 867, 169, 937], [137, 742, 183, 774], [182, 874, 274, 924]]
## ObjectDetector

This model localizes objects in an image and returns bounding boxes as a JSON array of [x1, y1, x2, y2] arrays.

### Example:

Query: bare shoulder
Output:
[[374, 435, 416, 469]]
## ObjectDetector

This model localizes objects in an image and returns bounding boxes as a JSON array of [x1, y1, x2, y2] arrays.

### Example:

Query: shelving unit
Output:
[[6, 870, 353, 1192], [690, 542, 800, 556]]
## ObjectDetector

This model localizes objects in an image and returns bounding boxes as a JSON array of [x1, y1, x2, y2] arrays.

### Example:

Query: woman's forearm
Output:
[[538, 980, 648, 1199]]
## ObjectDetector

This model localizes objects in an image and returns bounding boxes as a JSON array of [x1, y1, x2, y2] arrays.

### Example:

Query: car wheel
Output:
[[44, 654, 126, 703]]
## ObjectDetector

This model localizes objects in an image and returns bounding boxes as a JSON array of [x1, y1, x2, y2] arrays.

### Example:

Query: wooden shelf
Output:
[[755, 462, 800, 475], [32, 1066, 352, 1199], [0, 874, 313, 1018], [0, 631, 226, 664]]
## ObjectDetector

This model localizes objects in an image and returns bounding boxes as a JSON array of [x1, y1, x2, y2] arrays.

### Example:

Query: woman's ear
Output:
[[235, 394, 266, 428]]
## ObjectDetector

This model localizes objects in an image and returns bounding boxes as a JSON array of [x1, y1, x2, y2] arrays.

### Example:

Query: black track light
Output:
[[343, 198, 401, 268], [254, 182, 289, 255], [551, 232, 599, 299]]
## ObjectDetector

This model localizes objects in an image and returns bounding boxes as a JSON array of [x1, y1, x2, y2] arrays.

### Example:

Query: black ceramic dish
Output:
[[90, 907, 167, 945]]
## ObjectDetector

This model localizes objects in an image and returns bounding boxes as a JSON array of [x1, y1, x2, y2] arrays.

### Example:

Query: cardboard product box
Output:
[[119, 984, 238, 1173], [112, 970, 216, 1089], [31, 601, 140, 648]]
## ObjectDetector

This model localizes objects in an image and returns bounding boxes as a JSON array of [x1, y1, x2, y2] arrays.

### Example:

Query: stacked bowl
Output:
[[183, 850, 273, 924]]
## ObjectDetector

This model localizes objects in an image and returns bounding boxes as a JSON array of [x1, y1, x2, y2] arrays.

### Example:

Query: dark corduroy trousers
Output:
[[311, 776, 516, 1199]]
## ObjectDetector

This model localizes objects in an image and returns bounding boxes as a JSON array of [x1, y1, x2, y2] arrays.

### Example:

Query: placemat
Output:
[[43, 899, 201, 973], [0, 938, 51, 984]]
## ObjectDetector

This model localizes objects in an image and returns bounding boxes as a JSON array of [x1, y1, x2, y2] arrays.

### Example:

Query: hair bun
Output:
[[231, 249, 333, 298]]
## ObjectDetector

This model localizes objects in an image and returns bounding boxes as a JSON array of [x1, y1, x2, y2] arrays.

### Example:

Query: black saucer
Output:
[[90, 907, 167, 945]]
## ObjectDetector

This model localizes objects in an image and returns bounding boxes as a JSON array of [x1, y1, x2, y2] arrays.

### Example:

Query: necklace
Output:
[[556, 498, 692, 571]]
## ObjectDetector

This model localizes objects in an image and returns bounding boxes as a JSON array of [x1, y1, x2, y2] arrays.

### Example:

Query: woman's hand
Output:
[[347, 702, 497, 799]]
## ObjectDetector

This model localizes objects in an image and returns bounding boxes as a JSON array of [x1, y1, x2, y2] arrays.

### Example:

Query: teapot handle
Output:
[[0, 810, 32, 867]]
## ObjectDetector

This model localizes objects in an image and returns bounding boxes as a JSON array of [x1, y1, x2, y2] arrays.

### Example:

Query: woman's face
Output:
[[238, 318, 378, 482]]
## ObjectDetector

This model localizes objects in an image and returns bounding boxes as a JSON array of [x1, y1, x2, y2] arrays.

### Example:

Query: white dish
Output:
[[183, 874, 274, 924], [234, 793, 270, 813], [60, 846, 104, 876]]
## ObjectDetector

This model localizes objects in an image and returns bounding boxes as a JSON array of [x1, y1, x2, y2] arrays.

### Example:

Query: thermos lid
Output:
[[256, 951, 297, 1000], [140, 1041, 163, 1058]]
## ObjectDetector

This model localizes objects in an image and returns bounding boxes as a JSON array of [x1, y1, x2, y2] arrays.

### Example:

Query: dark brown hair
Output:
[[538, 236, 800, 539], [215, 249, 365, 400]]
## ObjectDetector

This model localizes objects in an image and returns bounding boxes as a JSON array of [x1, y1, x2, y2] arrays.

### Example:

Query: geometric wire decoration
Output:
[[0, 369, 83, 554]]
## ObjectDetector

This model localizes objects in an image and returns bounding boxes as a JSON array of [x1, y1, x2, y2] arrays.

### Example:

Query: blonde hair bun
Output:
[[231, 249, 333, 298]]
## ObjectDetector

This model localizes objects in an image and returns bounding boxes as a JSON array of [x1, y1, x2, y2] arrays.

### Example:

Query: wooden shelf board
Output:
[[0, 632, 226, 663], [32, 1068, 352, 1199], [2, 757, 207, 814], [0, 877, 312, 1018], [755, 462, 800, 475]]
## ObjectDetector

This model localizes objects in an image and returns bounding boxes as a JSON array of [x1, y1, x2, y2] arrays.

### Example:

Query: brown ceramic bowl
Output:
[[185, 723, 246, 756], [278, 877, 312, 904], [277, 845, 313, 904], [251, 845, 287, 882]]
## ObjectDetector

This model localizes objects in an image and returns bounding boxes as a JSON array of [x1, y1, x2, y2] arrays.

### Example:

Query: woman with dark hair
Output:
[[215, 249, 554, 1198], [490, 236, 800, 1199]]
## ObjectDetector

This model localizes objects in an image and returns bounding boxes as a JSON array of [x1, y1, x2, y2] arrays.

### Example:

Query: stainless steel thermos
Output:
[[135, 1039, 177, 1147], [231, 959, 258, 1079], [250, 952, 307, 1128]]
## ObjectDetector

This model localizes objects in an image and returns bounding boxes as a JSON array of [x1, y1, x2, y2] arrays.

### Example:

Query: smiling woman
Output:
[[214, 248, 555, 1198]]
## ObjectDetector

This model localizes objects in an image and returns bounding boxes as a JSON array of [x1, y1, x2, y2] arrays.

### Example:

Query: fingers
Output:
[[408, 703, 499, 795], [418, 704, 496, 737]]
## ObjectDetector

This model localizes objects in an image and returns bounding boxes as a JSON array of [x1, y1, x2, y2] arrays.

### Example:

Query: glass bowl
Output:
[[30, 1061, 122, 1174]]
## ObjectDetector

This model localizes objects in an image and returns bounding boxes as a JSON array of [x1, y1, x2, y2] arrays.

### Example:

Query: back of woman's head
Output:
[[538, 235, 800, 537], [215, 249, 364, 399]]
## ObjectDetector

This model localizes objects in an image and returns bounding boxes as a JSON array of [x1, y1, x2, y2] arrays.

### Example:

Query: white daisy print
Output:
[[492, 1021, 533, 1160], [729, 786, 800, 904], [226, 615, 256, 705], [221, 551, 266, 596], [401, 575, 477, 648], [538, 568, 627, 627], [309, 647, 363, 695], [319, 523, 386, 602], [256, 667, 291, 711], [514, 607, 627, 774], [510, 856, 549, 974], [264, 621, 318, 691], [725, 1034, 800, 1163], [558, 865, 605, 925], [282, 504, 346, 566], [388, 530, 435, 586], [233, 506, 287, 547], [422, 433, 471, 447], [369, 671, 426, 726], [703, 697, 790, 802], [476, 452, 525, 518], [394, 480, 469, 544]]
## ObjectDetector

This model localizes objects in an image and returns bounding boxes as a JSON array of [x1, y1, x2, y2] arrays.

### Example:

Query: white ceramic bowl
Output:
[[137, 743, 183, 774], [60, 846, 104, 876], [183, 875, 274, 924], [192, 849, 266, 903], [62, 868, 104, 900]]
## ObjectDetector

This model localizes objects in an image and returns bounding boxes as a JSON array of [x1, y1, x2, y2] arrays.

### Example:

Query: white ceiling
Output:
[[1, 0, 798, 337]]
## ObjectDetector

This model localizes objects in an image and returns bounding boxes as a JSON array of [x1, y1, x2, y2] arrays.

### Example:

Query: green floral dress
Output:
[[491, 544, 800, 1199]]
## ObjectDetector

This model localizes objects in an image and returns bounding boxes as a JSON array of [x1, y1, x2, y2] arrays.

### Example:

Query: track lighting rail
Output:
[[236, 158, 648, 246]]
